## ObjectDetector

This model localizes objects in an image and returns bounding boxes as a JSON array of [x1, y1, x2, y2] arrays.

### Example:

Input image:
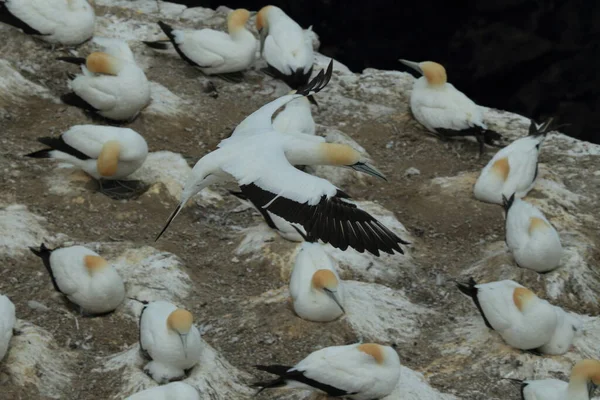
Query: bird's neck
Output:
[[567, 377, 591, 400], [229, 27, 253, 42]]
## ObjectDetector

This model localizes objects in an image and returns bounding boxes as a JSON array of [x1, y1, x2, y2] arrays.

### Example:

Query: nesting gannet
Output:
[[144, 9, 257, 82], [0, 0, 95, 46], [503, 194, 563, 273], [25, 125, 149, 199], [126, 382, 200, 400], [0, 295, 16, 361], [290, 231, 345, 321], [517, 359, 600, 400], [399, 59, 502, 155], [256, 6, 314, 90], [156, 62, 409, 257], [273, 96, 316, 136], [254, 343, 401, 399], [457, 278, 557, 350], [29, 243, 125, 315], [57, 38, 151, 122], [473, 119, 552, 204], [139, 301, 202, 383], [538, 306, 579, 355]]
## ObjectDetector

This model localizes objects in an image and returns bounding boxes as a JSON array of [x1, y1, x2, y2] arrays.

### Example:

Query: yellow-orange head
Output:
[[83, 255, 109, 275], [256, 6, 273, 31], [86, 52, 122, 76], [512, 287, 536, 312], [311, 269, 339, 291], [167, 309, 194, 334], [228, 9, 251, 33], [358, 343, 385, 364]]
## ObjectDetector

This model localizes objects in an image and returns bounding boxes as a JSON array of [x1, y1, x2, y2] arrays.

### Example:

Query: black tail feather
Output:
[[61, 92, 98, 113], [0, 3, 46, 35], [142, 40, 171, 50], [29, 244, 62, 293], [25, 148, 53, 158], [456, 277, 493, 330], [502, 193, 516, 213], [529, 117, 554, 136], [253, 364, 349, 397], [56, 57, 86, 65], [228, 190, 248, 201]]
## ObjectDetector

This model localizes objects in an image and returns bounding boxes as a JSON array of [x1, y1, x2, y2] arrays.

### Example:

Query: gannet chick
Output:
[[155, 62, 409, 257], [473, 118, 553, 204], [144, 10, 257, 82], [25, 125, 149, 200], [256, 6, 314, 90], [29, 243, 125, 315], [273, 96, 315, 136], [0, 0, 95, 46], [57, 38, 151, 122], [290, 232, 345, 321], [518, 359, 600, 400], [399, 59, 502, 155], [0, 295, 16, 361], [126, 382, 200, 400], [538, 306, 579, 355], [503, 194, 563, 273], [254, 343, 401, 399], [139, 301, 202, 384], [457, 278, 557, 351]]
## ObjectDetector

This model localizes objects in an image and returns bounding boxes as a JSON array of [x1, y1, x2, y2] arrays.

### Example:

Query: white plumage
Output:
[[290, 241, 345, 322], [0, 295, 16, 361], [474, 120, 550, 204], [126, 382, 200, 400], [538, 306, 579, 355], [139, 301, 202, 384], [64, 38, 151, 121], [152, 9, 257, 76], [255, 343, 401, 400], [30, 244, 125, 314], [520, 359, 600, 400], [272, 96, 315, 136], [256, 6, 314, 88], [458, 279, 558, 350], [0, 0, 95, 45], [504, 196, 563, 273]]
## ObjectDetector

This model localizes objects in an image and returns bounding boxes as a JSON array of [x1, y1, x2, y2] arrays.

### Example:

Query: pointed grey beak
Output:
[[350, 162, 387, 181], [324, 288, 345, 314], [179, 333, 188, 358], [155, 203, 183, 241], [399, 59, 423, 75]]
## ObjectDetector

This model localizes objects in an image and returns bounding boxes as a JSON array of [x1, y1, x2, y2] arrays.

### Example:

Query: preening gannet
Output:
[[126, 382, 200, 400], [473, 119, 552, 204], [256, 6, 314, 90], [25, 124, 149, 199], [155, 62, 409, 257], [29, 243, 125, 315], [0, 295, 16, 361], [139, 301, 202, 383], [57, 38, 151, 122], [517, 359, 600, 400], [144, 9, 257, 82], [254, 343, 401, 400], [290, 230, 345, 322], [0, 0, 95, 45], [457, 278, 558, 351], [503, 194, 563, 273], [399, 59, 502, 155]]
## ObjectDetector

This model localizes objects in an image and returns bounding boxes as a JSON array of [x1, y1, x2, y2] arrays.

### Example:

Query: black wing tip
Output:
[[528, 117, 554, 136], [295, 60, 334, 97], [29, 243, 52, 257], [56, 56, 86, 65], [61, 92, 98, 112], [24, 148, 52, 158], [142, 40, 170, 50], [157, 21, 175, 38], [502, 193, 516, 212], [456, 277, 478, 297]]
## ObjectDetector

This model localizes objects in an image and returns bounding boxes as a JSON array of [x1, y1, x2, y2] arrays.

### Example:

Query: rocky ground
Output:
[[0, 1, 599, 400]]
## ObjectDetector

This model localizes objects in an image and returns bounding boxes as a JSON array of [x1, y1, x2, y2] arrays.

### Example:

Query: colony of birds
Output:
[[0, 1, 599, 400]]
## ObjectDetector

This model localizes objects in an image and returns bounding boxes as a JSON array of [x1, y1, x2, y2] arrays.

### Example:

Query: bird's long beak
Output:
[[350, 162, 387, 181], [179, 333, 189, 358], [155, 202, 184, 241], [399, 59, 423, 75], [324, 289, 345, 314]]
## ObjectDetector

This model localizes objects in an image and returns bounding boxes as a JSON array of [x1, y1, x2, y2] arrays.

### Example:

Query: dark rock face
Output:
[[173, 0, 600, 144]]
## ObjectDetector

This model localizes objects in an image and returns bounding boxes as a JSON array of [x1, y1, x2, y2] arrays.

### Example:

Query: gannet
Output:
[[0, 295, 16, 361], [503, 194, 563, 273], [25, 124, 149, 199], [538, 306, 579, 355], [254, 343, 401, 399], [139, 301, 202, 384], [57, 38, 151, 122], [256, 6, 314, 90], [457, 278, 557, 350], [399, 59, 503, 155], [29, 243, 125, 315], [272, 96, 316, 136], [517, 359, 600, 400], [144, 9, 257, 82], [156, 62, 409, 256], [290, 230, 345, 321], [126, 382, 200, 400], [473, 119, 552, 204], [0, 0, 95, 46]]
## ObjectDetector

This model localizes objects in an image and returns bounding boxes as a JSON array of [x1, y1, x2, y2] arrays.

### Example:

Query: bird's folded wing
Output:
[[263, 35, 291, 75], [11, 0, 61, 34], [71, 77, 118, 111], [477, 285, 516, 331], [504, 145, 539, 191]]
